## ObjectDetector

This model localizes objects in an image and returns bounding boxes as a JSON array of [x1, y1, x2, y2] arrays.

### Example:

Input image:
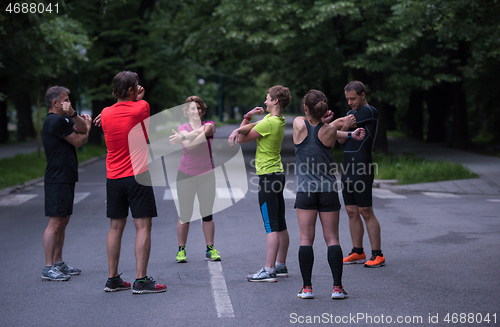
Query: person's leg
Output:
[[319, 210, 343, 288], [345, 205, 363, 248], [202, 220, 214, 246], [52, 216, 71, 264], [275, 176, 288, 264], [297, 209, 317, 287], [265, 232, 279, 268], [134, 217, 152, 279], [43, 216, 70, 267], [177, 220, 190, 247], [107, 218, 127, 278], [359, 206, 381, 251]]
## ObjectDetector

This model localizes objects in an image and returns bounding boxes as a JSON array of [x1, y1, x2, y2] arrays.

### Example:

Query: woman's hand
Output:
[[228, 129, 239, 148]]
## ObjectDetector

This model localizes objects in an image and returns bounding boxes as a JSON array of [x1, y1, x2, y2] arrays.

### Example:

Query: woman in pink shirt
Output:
[[169, 96, 220, 263]]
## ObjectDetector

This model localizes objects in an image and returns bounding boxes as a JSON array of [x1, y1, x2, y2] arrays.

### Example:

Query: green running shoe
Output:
[[205, 246, 221, 261], [176, 248, 187, 263]]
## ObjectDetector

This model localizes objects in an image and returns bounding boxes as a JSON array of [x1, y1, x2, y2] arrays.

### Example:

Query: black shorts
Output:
[[294, 191, 341, 212], [258, 173, 287, 234], [106, 171, 157, 219], [45, 183, 75, 217], [341, 179, 373, 208]]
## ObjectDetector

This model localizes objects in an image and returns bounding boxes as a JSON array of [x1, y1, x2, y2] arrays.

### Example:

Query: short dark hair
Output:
[[268, 85, 292, 109], [112, 71, 139, 99], [302, 89, 328, 120], [45, 86, 70, 109], [344, 81, 365, 95], [184, 95, 208, 116]]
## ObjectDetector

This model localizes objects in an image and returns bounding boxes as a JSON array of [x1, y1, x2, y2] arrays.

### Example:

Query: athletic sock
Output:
[[264, 266, 275, 274], [328, 245, 343, 288], [135, 276, 147, 282], [352, 247, 363, 255], [372, 250, 383, 257], [109, 275, 120, 280], [275, 262, 286, 269], [299, 246, 314, 287]]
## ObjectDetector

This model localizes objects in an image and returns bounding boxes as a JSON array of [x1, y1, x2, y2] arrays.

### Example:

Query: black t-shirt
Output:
[[342, 105, 379, 182], [42, 113, 78, 184]]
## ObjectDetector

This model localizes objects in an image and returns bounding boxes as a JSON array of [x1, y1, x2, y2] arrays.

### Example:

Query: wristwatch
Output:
[[69, 111, 78, 118], [181, 135, 186, 141], [243, 114, 251, 121], [348, 132, 352, 138]]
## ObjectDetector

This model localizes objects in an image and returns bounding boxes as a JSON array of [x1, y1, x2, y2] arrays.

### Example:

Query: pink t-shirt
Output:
[[178, 121, 215, 175]]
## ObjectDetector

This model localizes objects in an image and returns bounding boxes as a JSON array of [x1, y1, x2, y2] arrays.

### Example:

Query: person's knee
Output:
[[345, 206, 359, 218], [359, 207, 374, 220]]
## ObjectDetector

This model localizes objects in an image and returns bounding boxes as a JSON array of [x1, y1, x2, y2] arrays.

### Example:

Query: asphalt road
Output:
[[1, 122, 499, 327]]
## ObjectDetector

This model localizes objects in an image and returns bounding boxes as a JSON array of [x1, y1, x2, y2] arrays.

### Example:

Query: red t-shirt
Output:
[[101, 100, 150, 179]]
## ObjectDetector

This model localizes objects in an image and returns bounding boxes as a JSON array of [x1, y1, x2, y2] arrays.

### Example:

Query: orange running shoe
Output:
[[331, 286, 348, 300], [297, 286, 314, 299], [343, 252, 366, 265], [364, 254, 385, 268]]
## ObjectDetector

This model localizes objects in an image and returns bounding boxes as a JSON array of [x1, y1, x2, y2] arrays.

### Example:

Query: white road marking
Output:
[[0, 194, 38, 206], [208, 262, 235, 318], [163, 188, 177, 200], [283, 188, 296, 199], [487, 199, 500, 202], [372, 189, 407, 199], [422, 192, 460, 199], [74, 192, 90, 204]]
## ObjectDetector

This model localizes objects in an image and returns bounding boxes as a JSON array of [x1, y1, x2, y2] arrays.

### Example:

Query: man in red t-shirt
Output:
[[94, 71, 166, 294]]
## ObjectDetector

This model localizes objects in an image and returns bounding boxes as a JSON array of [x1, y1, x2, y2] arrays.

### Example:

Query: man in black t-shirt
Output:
[[41, 86, 91, 281], [338, 81, 385, 268]]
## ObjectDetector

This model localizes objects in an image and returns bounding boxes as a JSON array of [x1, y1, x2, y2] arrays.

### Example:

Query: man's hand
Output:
[[352, 127, 365, 141], [93, 114, 102, 127], [81, 114, 92, 131], [247, 107, 264, 119], [321, 110, 334, 124], [228, 129, 239, 148], [345, 114, 357, 128], [136, 85, 145, 101], [62, 102, 76, 116]]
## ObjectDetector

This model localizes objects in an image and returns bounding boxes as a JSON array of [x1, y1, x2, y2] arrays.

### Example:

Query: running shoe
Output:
[[104, 275, 131, 292], [246, 268, 277, 282], [176, 248, 187, 263], [364, 254, 385, 268], [132, 276, 167, 294], [297, 286, 314, 299], [41, 265, 70, 281], [275, 265, 289, 277], [331, 287, 348, 299], [54, 261, 81, 275], [343, 252, 366, 265], [205, 246, 221, 261]]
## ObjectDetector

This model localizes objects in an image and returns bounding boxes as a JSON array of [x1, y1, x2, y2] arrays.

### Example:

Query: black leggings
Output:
[[176, 170, 215, 223], [258, 173, 287, 233]]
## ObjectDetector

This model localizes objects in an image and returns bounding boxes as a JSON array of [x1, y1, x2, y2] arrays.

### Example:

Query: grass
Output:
[[332, 149, 477, 185], [0, 144, 107, 190], [372, 153, 478, 184]]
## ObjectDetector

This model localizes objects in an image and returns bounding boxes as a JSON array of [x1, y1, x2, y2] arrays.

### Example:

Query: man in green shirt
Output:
[[228, 85, 291, 282]]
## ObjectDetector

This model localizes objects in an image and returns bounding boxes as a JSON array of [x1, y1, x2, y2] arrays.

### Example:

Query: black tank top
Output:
[[294, 120, 337, 193]]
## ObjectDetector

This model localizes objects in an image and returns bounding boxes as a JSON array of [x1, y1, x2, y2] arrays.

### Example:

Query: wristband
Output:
[[348, 132, 352, 138], [181, 135, 186, 141], [69, 111, 78, 118], [243, 114, 251, 121]]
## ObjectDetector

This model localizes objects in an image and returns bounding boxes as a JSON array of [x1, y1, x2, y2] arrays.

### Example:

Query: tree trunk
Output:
[[0, 99, 8, 143], [425, 85, 449, 143], [450, 81, 468, 148], [89, 98, 112, 145], [403, 90, 424, 140], [13, 91, 35, 141]]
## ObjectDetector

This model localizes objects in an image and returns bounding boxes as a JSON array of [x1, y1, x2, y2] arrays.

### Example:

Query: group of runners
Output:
[[41, 70, 384, 298]]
